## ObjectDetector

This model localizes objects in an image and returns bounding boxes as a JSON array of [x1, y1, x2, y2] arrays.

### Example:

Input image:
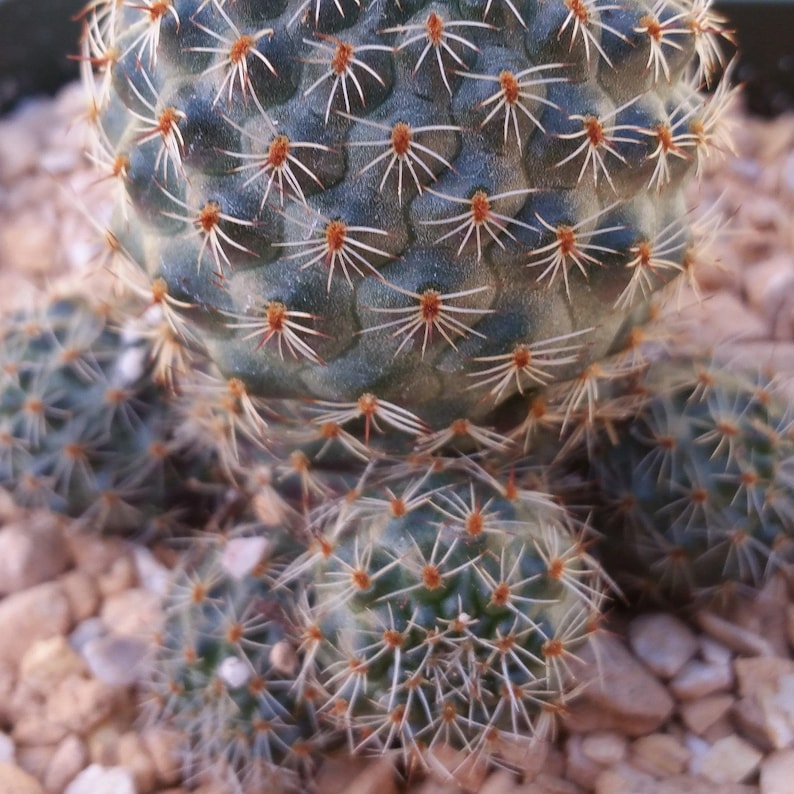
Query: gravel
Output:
[[1, 83, 794, 794]]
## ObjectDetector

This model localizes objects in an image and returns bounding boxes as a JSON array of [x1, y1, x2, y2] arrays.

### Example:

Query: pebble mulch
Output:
[[1, 82, 794, 794]]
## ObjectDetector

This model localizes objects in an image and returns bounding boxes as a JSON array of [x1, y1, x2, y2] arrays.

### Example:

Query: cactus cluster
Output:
[[3, 0, 786, 790], [0, 295, 214, 536], [592, 357, 794, 604]]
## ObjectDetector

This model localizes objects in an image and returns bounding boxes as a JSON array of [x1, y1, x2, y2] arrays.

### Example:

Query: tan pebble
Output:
[[45, 675, 120, 735], [760, 747, 794, 794], [0, 211, 58, 275], [140, 727, 184, 786], [735, 657, 794, 699], [11, 712, 68, 748], [697, 735, 763, 785], [680, 694, 735, 736], [478, 770, 518, 794], [85, 724, 121, 767], [0, 123, 41, 181], [0, 761, 45, 794], [343, 757, 398, 794], [0, 665, 16, 726], [630, 733, 692, 778], [652, 776, 758, 794], [696, 611, 776, 658], [59, 570, 100, 624], [669, 660, 733, 701], [565, 735, 603, 790], [43, 735, 87, 794], [700, 715, 736, 744], [0, 583, 72, 667], [100, 589, 163, 639], [594, 763, 657, 794], [732, 695, 775, 752], [116, 732, 157, 794], [15, 745, 58, 782], [312, 754, 371, 794], [530, 774, 585, 794], [0, 513, 71, 596], [580, 731, 627, 766], [96, 555, 137, 598], [628, 613, 699, 679], [64, 533, 126, 579], [562, 635, 674, 736], [19, 637, 87, 696]]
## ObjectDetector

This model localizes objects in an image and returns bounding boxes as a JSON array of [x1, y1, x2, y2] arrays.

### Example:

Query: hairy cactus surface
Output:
[[291, 458, 605, 758], [81, 0, 735, 449], [0, 295, 212, 535], [148, 457, 605, 788], [592, 357, 794, 603]]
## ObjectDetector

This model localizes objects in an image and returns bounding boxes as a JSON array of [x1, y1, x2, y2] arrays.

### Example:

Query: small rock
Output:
[[0, 122, 41, 181], [0, 514, 70, 596], [344, 757, 398, 794], [15, 746, 57, 782], [760, 748, 794, 794], [699, 637, 733, 667], [0, 762, 45, 794], [0, 733, 14, 764], [116, 732, 157, 794], [140, 728, 183, 787], [131, 546, 171, 597], [594, 763, 657, 794], [0, 583, 72, 667], [696, 611, 776, 658], [19, 637, 87, 696], [96, 555, 137, 598], [11, 712, 69, 748], [698, 735, 763, 785], [59, 570, 100, 624], [45, 675, 121, 735], [566, 735, 603, 790], [680, 695, 735, 736], [81, 634, 151, 687], [43, 735, 88, 794], [64, 533, 126, 578], [630, 734, 692, 778], [669, 660, 733, 701], [99, 589, 163, 639], [479, 770, 518, 794], [580, 732, 628, 766], [493, 736, 551, 780], [530, 774, 584, 794], [220, 537, 271, 580], [63, 764, 136, 794], [564, 635, 674, 736], [628, 613, 699, 679], [734, 657, 794, 699]]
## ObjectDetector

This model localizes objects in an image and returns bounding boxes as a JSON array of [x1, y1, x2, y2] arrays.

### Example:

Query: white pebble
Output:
[[64, 764, 136, 794]]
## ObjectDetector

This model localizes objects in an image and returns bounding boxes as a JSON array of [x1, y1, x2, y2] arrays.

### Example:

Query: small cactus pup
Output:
[[286, 458, 606, 770], [591, 356, 794, 605], [79, 0, 737, 456], [0, 294, 214, 536], [145, 523, 324, 793]]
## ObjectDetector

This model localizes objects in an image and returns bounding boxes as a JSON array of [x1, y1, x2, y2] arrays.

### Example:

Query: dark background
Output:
[[0, 0, 792, 116]]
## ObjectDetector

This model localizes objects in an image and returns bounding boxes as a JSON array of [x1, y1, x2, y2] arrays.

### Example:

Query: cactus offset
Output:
[[591, 356, 794, 604]]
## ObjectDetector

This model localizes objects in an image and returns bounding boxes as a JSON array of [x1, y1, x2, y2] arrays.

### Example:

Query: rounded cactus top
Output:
[[80, 0, 736, 446]]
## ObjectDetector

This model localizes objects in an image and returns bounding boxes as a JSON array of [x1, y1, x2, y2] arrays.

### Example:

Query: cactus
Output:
[[591, 356, 794, 604], [71, 0, 749, 785], [145, 523, 324, 793], [146, 457, 606, 789], [0, 295, 214, 535], [79, 0, 736, 454]]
